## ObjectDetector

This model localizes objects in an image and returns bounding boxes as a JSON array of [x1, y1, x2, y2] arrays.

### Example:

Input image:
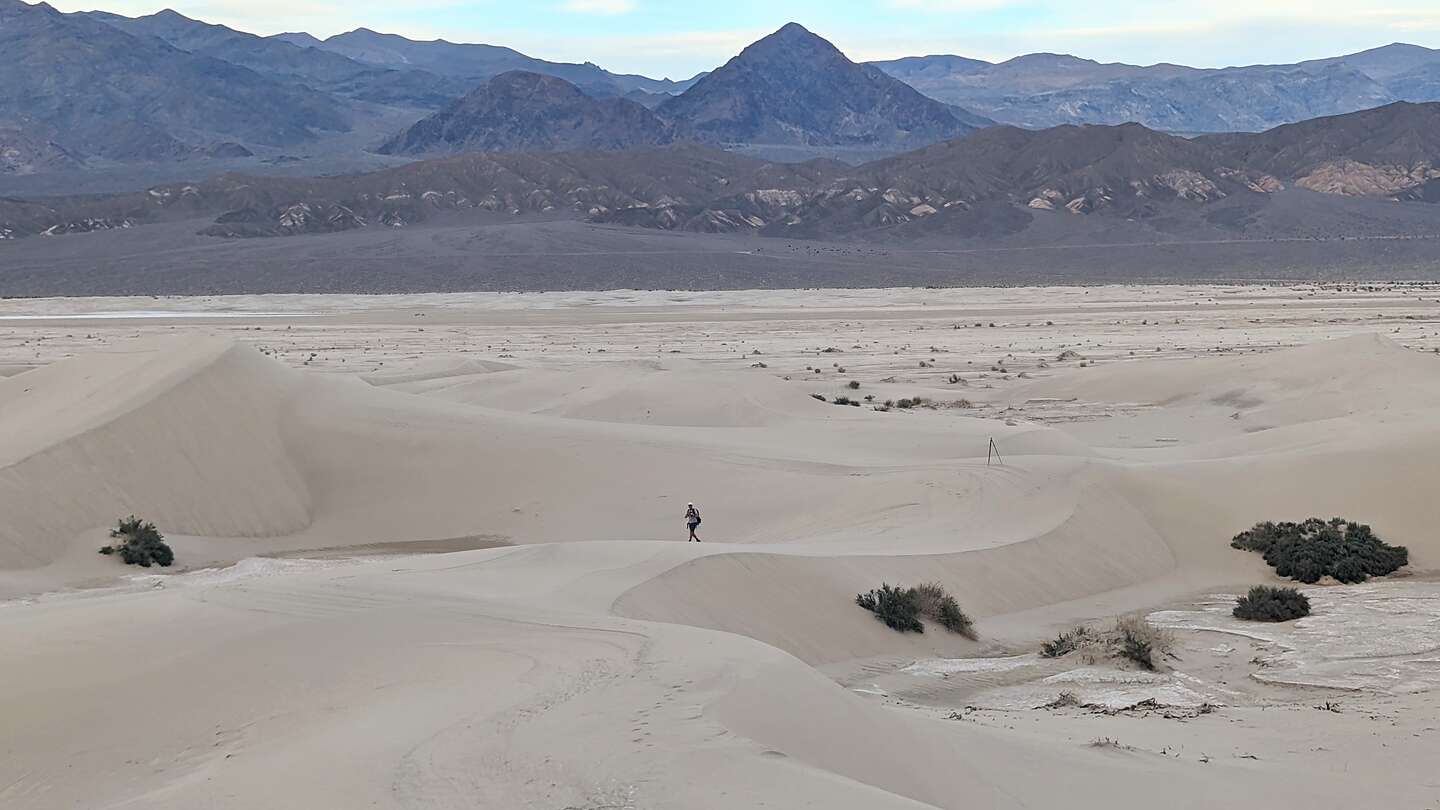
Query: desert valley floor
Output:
[[2, 284, 1440, 809]]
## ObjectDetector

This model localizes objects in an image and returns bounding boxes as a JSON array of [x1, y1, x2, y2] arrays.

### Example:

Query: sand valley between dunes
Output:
[[3, 283, 1440, 809]]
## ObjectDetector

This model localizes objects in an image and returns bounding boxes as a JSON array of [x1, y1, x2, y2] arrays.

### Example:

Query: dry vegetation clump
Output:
[[1042, 690, 1082, 709], [1113, 616, 1174, 671], [1040, 626, 1093, 658], [1088, 737, 1132, 750], [1233, 585, 1311, 622], [911, 582, 977, 638], [1039, 617, 1173, 670], [1231, 518, 1408, 584], [856, 582, 976, 637]]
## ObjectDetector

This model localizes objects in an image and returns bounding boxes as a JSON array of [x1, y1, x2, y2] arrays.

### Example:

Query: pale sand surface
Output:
[[2, 284, 1440, 807]]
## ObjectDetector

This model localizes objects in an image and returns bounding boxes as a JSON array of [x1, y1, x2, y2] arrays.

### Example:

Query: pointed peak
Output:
[[763, 22, 828, 45], [740, 21, 843, 60]]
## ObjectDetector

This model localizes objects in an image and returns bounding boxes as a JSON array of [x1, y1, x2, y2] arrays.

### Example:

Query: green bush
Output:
[[856, 584, 923, 633], [857, 582, 975, 637], [1233, 585, 1311, 622], [99, 516, 174, 568], [1231, 518, 1408, 584]]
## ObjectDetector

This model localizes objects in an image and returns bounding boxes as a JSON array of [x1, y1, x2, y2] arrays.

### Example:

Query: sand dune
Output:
[[2, 293, 1439, 808], [1009, 333, 1440, 427], [0, 339, 310, 573]]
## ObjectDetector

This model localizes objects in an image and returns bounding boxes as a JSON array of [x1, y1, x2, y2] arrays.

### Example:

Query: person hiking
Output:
[[685, 503, 702, 542]]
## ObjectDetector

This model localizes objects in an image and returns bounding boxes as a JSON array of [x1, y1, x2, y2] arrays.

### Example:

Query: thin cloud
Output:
[[560, 0, 637, 14], [886, 0, 1020, 10]]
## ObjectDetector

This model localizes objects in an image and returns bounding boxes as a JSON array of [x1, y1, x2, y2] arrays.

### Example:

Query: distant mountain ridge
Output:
[[377, 71, 675, 155], [0, 0, 349, 163], [291, 27, 702, 98], [80, 8, 470, 108], [871, 43, 1440, 132]]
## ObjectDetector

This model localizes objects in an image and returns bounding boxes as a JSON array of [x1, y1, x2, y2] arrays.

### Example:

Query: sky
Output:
[[49, 0, 1440, 80]]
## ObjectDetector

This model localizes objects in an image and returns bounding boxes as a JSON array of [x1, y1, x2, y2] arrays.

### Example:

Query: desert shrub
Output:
[[1040, 626, 1093, 658], [1233, 585, 1311, 622], [856, 584, 923, 633], [858, 582, 975, 637], [99, 516, 173, 568], [847, 380, 861, 389], [1043, 691, 1081, 709], [1112, 616, 1172, 671], [912, 582, 976, 638], [1231, 518, 1408, 584]]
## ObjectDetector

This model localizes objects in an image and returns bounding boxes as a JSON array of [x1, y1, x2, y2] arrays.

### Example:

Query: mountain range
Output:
[[8, 0, 1440, 185], [380, 24, 989, 157], [6, 101, 1440, 244]]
